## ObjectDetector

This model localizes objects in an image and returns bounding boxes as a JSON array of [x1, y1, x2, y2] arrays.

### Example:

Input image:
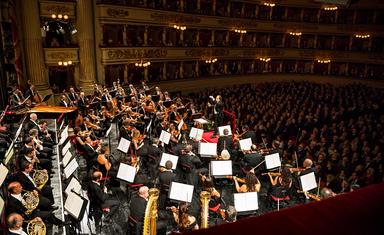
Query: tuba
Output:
[[143, 188, 160, 235], [200, 191, 211, 229], [22, 190, 40, 215], [27, 219, 46, 235], [33, 170, 49, 191]]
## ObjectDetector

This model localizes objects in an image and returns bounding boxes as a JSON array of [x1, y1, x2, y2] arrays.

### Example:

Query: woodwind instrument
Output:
[[143, 188, 160, 235], [200, 191, 211, 229]]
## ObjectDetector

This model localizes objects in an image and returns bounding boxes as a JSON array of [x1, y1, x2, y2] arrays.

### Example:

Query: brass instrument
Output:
[[143, 188, 160, 235], [33, 170, 49, 191], [27, 219, 46, 235], [200, 191, 211, 229], [22, 190, 39, 215]]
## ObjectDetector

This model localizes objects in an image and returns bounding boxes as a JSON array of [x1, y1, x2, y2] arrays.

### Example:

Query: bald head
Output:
[[138, 186, 149, 199], [8, 182, 22, 194], [7, 213, 24, 230], [92, 171, 103, 181], [303, 158, 313, 168], [30, 113, 37, 121]]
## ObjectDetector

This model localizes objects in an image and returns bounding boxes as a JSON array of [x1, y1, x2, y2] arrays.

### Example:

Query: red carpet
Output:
[[202, 131, 218, 143], [185, 183, 384, 235]]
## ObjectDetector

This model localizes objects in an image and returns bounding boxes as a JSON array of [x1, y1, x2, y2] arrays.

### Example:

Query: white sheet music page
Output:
[[117, 163, 137, 183], [265, 153, 281, 169], [218, 125, 232, 136], [65, 177, 82, 196], [0, 164, 9, 187], [62, 150, 73, 168], [300, 172, 317, 192], [211, 160, 232, 176], [59, 125, 69, 145], [198, 142, 217, 156], [64, 192, 83, 219], [64, 158, 79, 179], [159, 130, 171, 145], [160, 153, 179, 170], [61, 141, 71, 156], [234, 192, 259, 212], [117, 137, 131, 153], [169, 182, 194, 203], [239, 138, 252, 151]]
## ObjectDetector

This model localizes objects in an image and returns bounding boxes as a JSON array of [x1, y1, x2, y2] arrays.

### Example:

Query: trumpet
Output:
[[33, 169, 49, 191], [22, 190, 40, 215]]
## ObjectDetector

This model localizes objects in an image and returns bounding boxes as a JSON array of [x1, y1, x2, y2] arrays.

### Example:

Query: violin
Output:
[[289, 167, 306, 173], [297, 190, 321, 201], [226, 176, 246, 184], [261, 172, 281, 177]]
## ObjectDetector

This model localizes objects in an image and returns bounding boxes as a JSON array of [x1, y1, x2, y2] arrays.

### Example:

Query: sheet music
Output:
[[234, 192, 259, 212], [218, 125, 232, 136], [65, 177, 82, 196], [15, 123, 24, 140], [198, 142, 217, 156], [239, 138, 252, 151], [300, 172, 317, 192], [160, 153, 179, 170], [4, 143, 14, 165], [105, 125, 112, 137], [62, 150, 73, 168], [61, 141, 71, 156], [146, 119, 152, 133], [159, 130, 171, 145], [59, 125, 69, 145], [0, 164, 9, 187], [211, 160, 232, 176], [189, 127, 204, 141], [64, 158, 79, 179], [116, 163, 136, 183], [117, 137, 131, 153], [265, 153, 281, 169], [169, 182, 194, 203], [194, 118, 208, 124], [177, 119, 184, 131], [64, 192, 85, 220], [0, 195, 4, 216]]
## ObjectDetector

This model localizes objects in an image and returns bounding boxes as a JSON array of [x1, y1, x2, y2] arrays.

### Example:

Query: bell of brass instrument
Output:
[[200, 191, 211, 229], [33, 170, 49, 191], [22, 191, 39, 215], [27, 219, 46, 235], [143, 188, 160, 235]]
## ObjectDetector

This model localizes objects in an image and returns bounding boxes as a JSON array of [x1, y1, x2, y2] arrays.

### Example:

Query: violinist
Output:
[[10, 86, 25, 107], [93, 83, 103, 97], [77, 92, 88, 112], [119, 119, 132, 140], [83, 136, 101, 173], [116, 86, 126, 101], [67, 87, 78, 105], [232, 170, 261, 193], [170, 202, 199, 232], [24, 84, 40, 103], [128, 84, 138, 99], [131, 129, 145, 153], [94, 144, 112, 177], [168, 105, 178, 123], [267, 167, 293, 207], [168, 123, 180, 144]]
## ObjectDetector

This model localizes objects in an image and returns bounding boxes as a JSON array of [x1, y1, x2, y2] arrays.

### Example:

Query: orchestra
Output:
[[2, 80, 357, 235]]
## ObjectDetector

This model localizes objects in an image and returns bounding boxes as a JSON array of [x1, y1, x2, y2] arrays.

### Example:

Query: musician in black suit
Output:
[[67, 87, 78, 104], [158, 161, 176, 209], [129, 186, 149, 223], [146, 138, 162, 180], [24, 85, 36, 102], [24, 113, 39, 133], [14, 162, 54, 202], [241, 125, 257, 144], [178, 144, 202, 186], [6, 182, 65, 226], [77, 92, 88, 112], [83, 136, 100, 172], [209, 95, 224, 138], [88, 171, 120, 223], [58, 95, 70, 107]]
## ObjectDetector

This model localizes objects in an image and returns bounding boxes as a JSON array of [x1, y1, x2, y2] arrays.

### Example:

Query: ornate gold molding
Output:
[[39, 1, 76, 18], [185, 48, 229, 57], [150, 12, 200, 24], [106, 48, 167, 60], [44, 48, 79, 64], [217, 19, 258, 28], [106, 8, 129, 17]]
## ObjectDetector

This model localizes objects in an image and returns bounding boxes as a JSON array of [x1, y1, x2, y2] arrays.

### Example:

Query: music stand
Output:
[[265, 152, 281, 170], [234, 192, 258, 215], [198, 142, 217, 157], [59, 125, 69, 145], [0, 195, 4, 216], [159, 130, 171, 145], [218, 125, 232, 136], [41, 94, 52, 103], [160, 153, 178, 170], [116, 162, 136, 183], [61, 140, 71, 156], [152, 95, 160, 103], [239, 138, 252, 151], [64, 158, 79, 179], [189, 127, 204, 141], [300, 172, 317, 192], [168, 182, 194, 203], [62, 150, 74, 168], [163, 100, 172, 108], [117, 137, 130, 154], [64, 176, 82, 196], [210, 160, 232, 178], [0, 164, 9, 187], [64, 191, 88, 222], [3, 142, 15, 165]]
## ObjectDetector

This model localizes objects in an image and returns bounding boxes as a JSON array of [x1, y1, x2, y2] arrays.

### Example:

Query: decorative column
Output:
[[180, 30, 184, 45], [77, 0, 97, 91], [196, 30, 200, 45], [123, 25, 128, 45], [197, 0, 200, 13], [349, 36, 353, 50], [162, 62, 167, 80], [144, 26, 148, 46], [162, 28, 167, 45], [124, 65, 129, 84], [227, 2, 231, 16], [224, 63, 228, 74], [331, 36, 335, 50], [195, 61, 199, 77], [179, 0, 184, 12], [144, 67, 149, 81], [179, 62, 184, 79], [225, 31, 230, 45], [20, 0, 49, 91], [212, 0, 216, 15], [211, 30, 215, 46]]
